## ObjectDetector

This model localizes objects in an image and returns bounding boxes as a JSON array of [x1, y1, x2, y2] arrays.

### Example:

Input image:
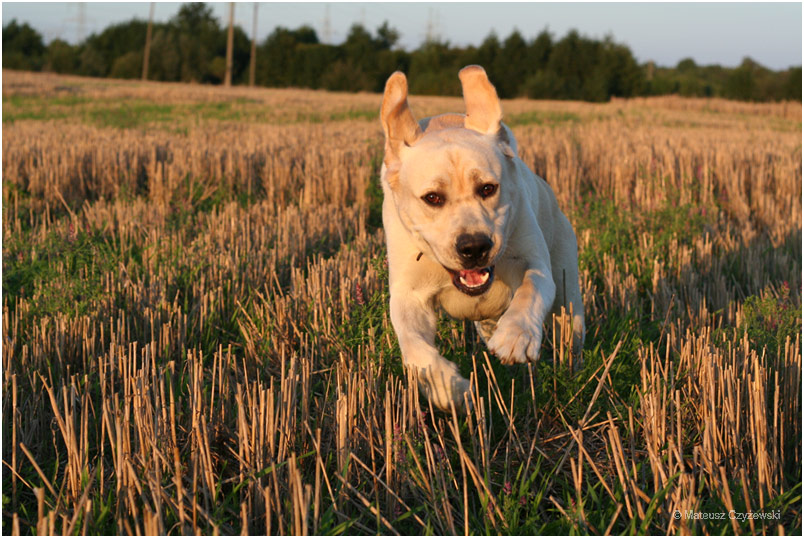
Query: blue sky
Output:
[[2, 2, 801, 69]]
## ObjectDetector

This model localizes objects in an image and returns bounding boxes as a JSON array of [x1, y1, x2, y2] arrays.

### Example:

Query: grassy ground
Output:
[[2, 69, 802, 535]]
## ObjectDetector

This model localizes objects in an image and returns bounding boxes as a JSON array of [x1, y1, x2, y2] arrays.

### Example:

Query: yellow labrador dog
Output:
[[380, 65, 584, 411]]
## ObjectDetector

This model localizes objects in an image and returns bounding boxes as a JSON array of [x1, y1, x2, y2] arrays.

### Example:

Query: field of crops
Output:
[[2, 69, 801, 535]]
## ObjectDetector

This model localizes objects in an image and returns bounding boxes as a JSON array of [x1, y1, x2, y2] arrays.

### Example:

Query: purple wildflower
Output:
[[354, 281, 365, 305]]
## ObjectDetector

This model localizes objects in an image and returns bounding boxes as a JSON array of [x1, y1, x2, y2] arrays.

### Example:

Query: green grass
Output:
[[4, 174, 800, 536], [740, 282, 800, 357], [508, 110, 581, 127], [2, 82, 801, 536], [3, 95, 175, 127], [2, 224, 124, 320], [7, 185, 796, 535], [2, 94, 380, 130]]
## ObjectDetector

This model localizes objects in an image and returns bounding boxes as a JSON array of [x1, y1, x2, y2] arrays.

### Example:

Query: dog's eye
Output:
[[479, 183, 498, 199], [422, 192, 445, 207]]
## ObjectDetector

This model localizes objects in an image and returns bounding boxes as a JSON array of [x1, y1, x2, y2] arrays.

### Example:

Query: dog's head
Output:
[[381, 66, 517, 296]]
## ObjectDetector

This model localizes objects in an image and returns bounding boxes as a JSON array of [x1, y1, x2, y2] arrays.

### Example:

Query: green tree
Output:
[[333, 22, 404, 92], [340, 24, 381, 91], [598, 37, 644, 98], [295, 43, 339, 88], [147, 29, 182, 81], [172, 2, 222, 82], [546, 29, 597, 99], [321, 60, 373, 92], [529, 29, 553, 69], [408, 39, 461, 96], [80, 19, 149, 77], [521, 70, 563, 99], [519, 29, 555, 98], [110, 51, 143, 79], [77, 45, 107, 77], [258, 25, 320, 87], [670, 59, 707, 97], [676, 57, 697, 72], [2, 19, 45, 70], [473, 32, 501, 75], [375, 21, 400, 50], [496, 30, 528, 97], [2, 7, 798, 102], [783, 67, 802, 100], [43, 39, 78, 73], [725, 57, 759, 101]]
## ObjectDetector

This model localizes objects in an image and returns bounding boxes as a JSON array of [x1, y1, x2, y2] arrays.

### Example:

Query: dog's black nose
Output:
[[456, 233, 492, 264]]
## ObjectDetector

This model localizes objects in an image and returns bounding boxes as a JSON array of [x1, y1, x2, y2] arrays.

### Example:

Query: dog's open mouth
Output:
[[447, 266, 495, 296]]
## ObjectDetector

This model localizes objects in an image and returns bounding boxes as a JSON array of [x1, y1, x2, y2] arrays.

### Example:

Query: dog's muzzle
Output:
[[456, 233, 492, 266], [447, 266, 495, 296], [448, 233, 495, 295]]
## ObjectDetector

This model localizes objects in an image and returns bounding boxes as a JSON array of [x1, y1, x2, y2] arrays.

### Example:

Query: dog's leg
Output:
[[485, 215, 557, 365], [550, 223, 585, 363], [487, 257, 556, 365], [474, 319, 497, 345], [390, 293, 472, 411]]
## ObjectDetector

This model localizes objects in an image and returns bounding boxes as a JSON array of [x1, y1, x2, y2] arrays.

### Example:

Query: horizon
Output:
[[1, 2, 802, 71]]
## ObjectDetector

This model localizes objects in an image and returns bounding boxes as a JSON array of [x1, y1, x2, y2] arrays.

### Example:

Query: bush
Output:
[[520, 70, 563, 99], [321, 60, 373, 92], [43, 39, 78, 73], [741, 282, 801, 357], [110, 51, 142, 79]]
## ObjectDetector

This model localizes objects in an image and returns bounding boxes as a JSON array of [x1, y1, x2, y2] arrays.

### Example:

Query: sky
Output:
[[1, 1, 802, 70]]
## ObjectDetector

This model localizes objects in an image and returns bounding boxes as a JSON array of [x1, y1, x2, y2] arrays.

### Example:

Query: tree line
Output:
[[3, 2, 801, 102]]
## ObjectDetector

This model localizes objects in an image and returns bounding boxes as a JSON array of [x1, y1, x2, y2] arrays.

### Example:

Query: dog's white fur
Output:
[[380, 65, 584, 410]]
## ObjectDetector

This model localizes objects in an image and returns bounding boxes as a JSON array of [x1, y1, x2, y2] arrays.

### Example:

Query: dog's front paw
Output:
[[417, 361, 473, 412], [487, 315, 543, 365]]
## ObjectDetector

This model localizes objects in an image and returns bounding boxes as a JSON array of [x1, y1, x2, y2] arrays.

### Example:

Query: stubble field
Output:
[[2, 69, 802, 535]]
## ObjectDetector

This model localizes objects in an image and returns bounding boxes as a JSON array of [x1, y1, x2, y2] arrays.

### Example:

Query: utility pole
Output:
[[322, 3, 331, 44], [249, 2, 258, 87], [77, 2, 86, 43], [224, 2, 234, 87], [66, 2, 87, 43], [425, 8, 435, 44], [142, 2, 154, 80]]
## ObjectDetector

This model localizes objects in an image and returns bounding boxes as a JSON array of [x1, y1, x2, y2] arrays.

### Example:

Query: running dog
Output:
[[379, 65, 584, 410]]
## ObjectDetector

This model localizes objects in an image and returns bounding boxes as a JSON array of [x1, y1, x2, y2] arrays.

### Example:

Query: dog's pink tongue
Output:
[[459, 269, 487, 287]]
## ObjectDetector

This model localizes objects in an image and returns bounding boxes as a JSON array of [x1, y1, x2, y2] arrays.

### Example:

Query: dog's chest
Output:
[[436, 279, 513, 321]]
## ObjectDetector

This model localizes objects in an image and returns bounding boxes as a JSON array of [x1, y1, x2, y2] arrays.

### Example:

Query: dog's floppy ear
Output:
[[381, 72, 421, 167], [459, 65, 515, 157], [459, 65, 503, 135]]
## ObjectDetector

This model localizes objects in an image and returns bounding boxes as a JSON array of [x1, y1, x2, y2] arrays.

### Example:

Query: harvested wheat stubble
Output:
[[2, 70, 801, 535]]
